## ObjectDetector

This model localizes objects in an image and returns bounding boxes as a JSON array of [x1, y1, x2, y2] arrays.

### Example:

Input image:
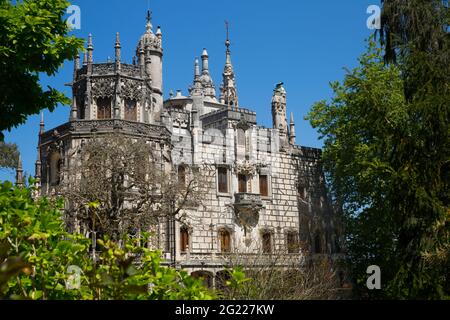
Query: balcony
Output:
[[233, 193, 263, 228]]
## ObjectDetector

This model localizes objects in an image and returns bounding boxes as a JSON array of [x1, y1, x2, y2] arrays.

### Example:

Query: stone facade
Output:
[[35, 11, 341, 285]]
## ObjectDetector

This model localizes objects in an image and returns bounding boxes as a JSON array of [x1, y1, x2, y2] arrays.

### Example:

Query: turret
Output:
[[272, 82, 288, 145]]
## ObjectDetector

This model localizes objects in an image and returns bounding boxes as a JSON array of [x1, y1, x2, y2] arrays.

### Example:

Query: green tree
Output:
[[0, 0, 84, 140], [306, 39, 449, 299], [0, 142, 19, 169], [0, 181, 216, 300]]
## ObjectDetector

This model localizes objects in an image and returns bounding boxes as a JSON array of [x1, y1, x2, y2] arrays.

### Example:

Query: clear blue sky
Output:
[[1, 0, 380, 181]]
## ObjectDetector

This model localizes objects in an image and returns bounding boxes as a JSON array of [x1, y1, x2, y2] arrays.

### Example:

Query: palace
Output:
[[30, 11, 342, 287]]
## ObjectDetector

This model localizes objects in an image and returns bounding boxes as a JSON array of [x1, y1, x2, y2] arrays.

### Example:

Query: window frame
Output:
[[97, 97, 112, 119], [217, 166, 230, 195], [180, 227, 190, 253]]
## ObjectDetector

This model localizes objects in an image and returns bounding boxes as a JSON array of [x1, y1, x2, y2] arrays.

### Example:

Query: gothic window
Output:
[[237, 129, 245, 146], [262, 232, 272, 254], [180, 227, 190, 253], [259, 175, 269, 197], [287, 232, 300, 253], [314, 233, 322, 254], [238, 174, 247, 193], [49, 152, 61, 186], [178, 166, 186, 187], [124, 99, 137, 121], [218, 167, 228, 193], [97, 97, 112, 119], [219, 229, 231, 253]]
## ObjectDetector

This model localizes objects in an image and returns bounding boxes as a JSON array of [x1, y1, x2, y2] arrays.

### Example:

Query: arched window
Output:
[[314, 233, 322, 254], [124, 99, 137, 121], [219, 229, 231, 253], [180, 227, 190, 253], [49, 152, 61, 186], [97, 97, 112, 119]]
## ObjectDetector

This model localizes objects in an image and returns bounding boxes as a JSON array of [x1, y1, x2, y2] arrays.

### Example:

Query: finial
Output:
[[225, 20, 230, 48], [156, 26, 162, 37], [115, 32, 121, 47], [87, 33, 93, 65], [169, 90, 174, 98], [15, 155, 24, 188], [39, 112, 45, 135], [74, 53, 80, 70], [194, 58, 200, 78], [290, 112, 295, 124], [146, 10, 153, 32], [87, 33, 93, 49], [83, 51, 88, 66]]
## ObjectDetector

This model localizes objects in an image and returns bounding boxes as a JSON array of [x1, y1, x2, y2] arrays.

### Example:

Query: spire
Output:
[[39, 112, 45, 135], [201, 48, 209, 74], [87, 33, 93, 63], [35, 150, 41, 180], [156, 26, 162, 38], [83, 51, 88, 66], [74, 53, 80, 81], [289, 112, 296, 145], [15, 155, 24, 188], [194, 58, 200, 78], [115, 32, 121, 66], [220, 21, 239, 108], [190, 58, 203, 97], [87, 33, 93, 73], [146, 10, 153, 33]]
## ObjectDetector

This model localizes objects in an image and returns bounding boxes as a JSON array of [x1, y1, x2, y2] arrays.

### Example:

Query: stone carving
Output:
[[91, 78, 115, 98], [92, 63, 114, 75], [121, 79, 143, 100], [234, 160, 257, 176]]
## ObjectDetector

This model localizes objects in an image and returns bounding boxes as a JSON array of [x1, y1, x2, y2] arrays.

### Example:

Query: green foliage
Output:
[[0, 181, 215, 300], [0, 142, 19, 169], [306, 38, 449, 299], [0, 0, 84, 140]]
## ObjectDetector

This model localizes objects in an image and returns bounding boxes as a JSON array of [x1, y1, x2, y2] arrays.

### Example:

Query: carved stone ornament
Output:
[[91, 78, 115, 98], [121, 79, 143, 100], [234, 160, 257, 176]]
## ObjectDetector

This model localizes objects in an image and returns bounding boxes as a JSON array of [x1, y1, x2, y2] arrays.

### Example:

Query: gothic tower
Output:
[[137, 11, 164, 120], [272, 82, 288, 146], [220, 22, 239, 107]]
